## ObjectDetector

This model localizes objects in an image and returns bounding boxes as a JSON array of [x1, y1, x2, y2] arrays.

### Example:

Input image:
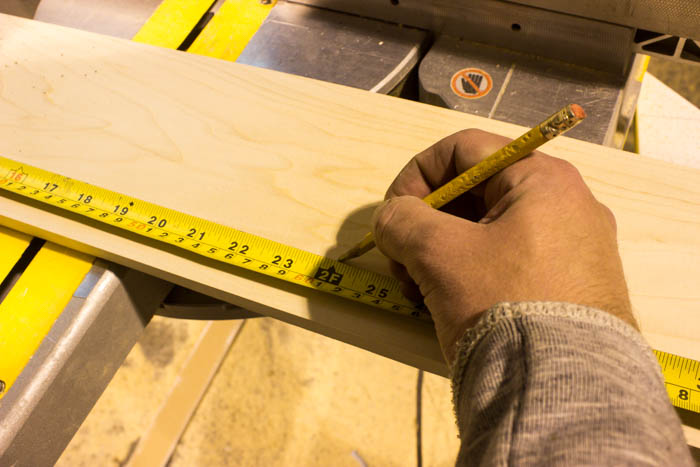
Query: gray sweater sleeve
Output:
[[450, 302, 692, 466]]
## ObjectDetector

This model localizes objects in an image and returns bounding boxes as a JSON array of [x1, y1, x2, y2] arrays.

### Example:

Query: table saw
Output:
[[0, 0, 699, 464]]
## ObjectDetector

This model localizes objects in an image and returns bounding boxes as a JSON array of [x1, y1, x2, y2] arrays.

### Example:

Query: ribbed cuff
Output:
[[450, 301, 654, 413]]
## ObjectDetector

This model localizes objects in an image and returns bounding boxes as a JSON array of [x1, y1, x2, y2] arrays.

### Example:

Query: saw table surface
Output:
[[0, 13, 699, 375]]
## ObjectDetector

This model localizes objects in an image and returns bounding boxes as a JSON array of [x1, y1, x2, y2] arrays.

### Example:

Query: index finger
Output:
[[385, 129, 517, 200]]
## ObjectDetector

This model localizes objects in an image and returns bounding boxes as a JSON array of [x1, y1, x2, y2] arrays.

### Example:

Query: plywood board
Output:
[[0, 14, 698, 372]]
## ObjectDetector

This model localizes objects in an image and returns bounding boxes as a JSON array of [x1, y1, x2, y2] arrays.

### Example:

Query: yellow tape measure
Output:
[[0, 156, 429, 320], [654, 350, 700, 413], [2, 156, 700, 414]]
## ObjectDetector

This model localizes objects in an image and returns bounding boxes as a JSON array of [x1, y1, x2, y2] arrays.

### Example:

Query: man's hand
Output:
[[372, 129, 635, 365]]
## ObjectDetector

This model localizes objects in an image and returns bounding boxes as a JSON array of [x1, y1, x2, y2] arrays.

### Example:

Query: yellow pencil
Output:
[[337, 104, 586, 262]]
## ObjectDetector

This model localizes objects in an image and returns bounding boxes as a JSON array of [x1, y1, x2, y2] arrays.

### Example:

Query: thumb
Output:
[[372, 196, 472, 268]]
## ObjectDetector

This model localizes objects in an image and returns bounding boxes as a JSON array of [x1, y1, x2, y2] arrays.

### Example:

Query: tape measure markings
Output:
[[654, 350, 700, 413], [4, 157, 700, 415], [0, 157, 429, 320]]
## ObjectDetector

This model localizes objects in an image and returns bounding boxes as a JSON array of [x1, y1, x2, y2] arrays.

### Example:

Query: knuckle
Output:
[[373, 197, 443, 267], [374, 197, 423, 246], [453, 128, 490, 147], [373, 198, 401, 244], [550, 158, 582, 180], [530, 157, 586, 191], [599, 202, 618, 230]]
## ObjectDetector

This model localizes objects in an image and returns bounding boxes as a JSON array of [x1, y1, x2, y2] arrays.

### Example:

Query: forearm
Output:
[[451, 302, 692, 466]]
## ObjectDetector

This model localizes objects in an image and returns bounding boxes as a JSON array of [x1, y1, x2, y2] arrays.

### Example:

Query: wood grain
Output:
[[0, 14, 698, 372]]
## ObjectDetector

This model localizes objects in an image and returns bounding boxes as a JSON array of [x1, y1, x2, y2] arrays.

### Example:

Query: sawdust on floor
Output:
[[59, 315, 459, 466], [56, 316, 209, 466]]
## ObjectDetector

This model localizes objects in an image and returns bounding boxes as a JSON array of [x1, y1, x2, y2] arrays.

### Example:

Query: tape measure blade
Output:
[[0, 156, 428, 320], [2, 156, 700, 411], [654, 350, 700, 414]]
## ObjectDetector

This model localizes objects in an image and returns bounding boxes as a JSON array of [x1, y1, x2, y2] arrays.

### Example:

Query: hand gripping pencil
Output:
[[337, 104, 586, 262]]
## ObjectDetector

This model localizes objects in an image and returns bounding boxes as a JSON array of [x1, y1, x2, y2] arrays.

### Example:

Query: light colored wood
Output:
[[0, 14, 698, 372], [127, 320, 243, 467], [683, 425, 700, 450]]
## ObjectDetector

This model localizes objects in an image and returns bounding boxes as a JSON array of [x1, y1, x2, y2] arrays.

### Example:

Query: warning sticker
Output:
[[450, 68, 493, 99]]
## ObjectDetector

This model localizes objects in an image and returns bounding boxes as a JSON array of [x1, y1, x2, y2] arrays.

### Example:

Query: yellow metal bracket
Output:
[[0, 242, 93, 400], [188, 0, 277, 61], [133, 0, 216, 49]]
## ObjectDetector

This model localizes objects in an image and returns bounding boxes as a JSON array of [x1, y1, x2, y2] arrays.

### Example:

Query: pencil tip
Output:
[[337, 252, 352, 263], [337, 248, 359, 263]]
